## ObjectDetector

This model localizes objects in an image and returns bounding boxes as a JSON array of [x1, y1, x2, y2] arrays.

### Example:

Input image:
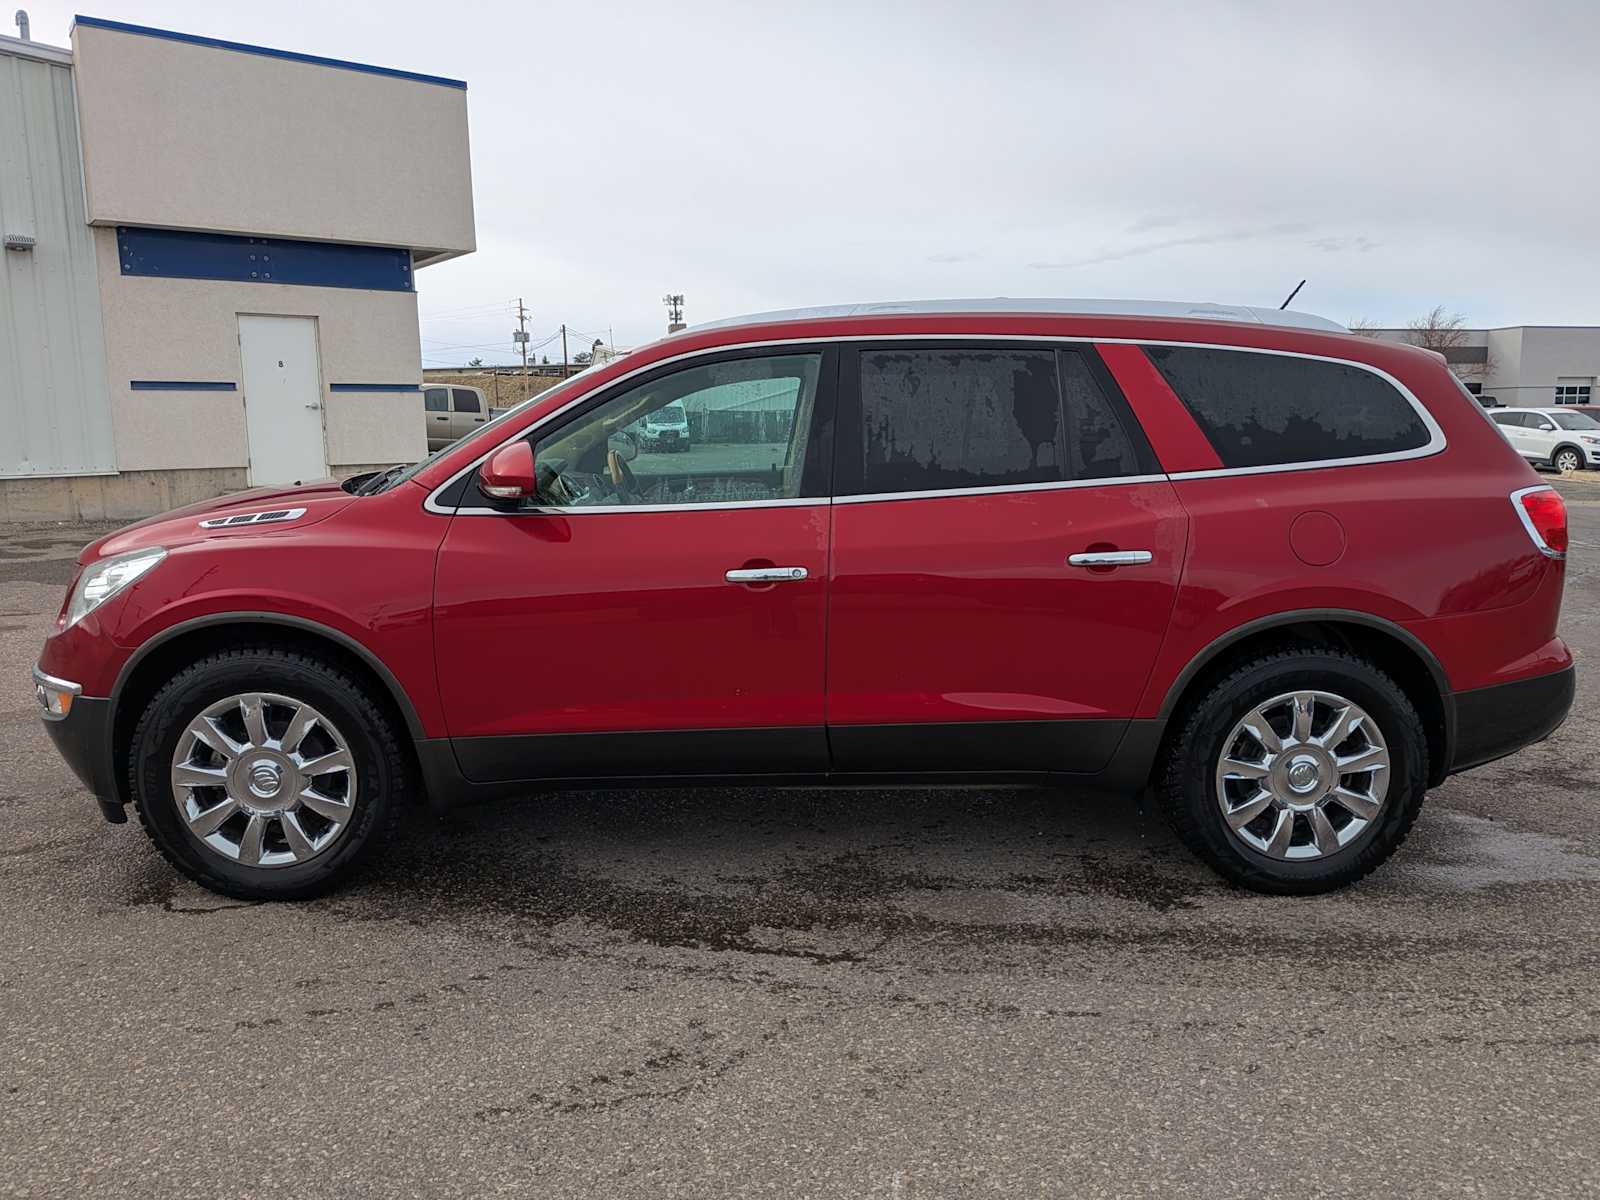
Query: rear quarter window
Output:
[[1145, 346, 1432, 469]]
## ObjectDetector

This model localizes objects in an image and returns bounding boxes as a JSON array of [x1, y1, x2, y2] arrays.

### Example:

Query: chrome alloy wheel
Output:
[[170, 693, 358, 868], [1214, 690, 1390, 861]]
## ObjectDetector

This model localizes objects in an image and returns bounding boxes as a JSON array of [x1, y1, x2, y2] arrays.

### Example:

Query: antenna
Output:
[[1279, 279, 1306, 310]]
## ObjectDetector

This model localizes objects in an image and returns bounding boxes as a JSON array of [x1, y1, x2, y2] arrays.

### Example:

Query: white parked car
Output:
[[1489, 407, 1600, 473]]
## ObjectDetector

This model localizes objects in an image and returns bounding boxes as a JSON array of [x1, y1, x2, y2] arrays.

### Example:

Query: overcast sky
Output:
[[20, 0, 1600, 364]]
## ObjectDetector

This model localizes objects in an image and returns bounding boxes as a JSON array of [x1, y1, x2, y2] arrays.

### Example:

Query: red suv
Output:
[[34, 301, 1574, 900]]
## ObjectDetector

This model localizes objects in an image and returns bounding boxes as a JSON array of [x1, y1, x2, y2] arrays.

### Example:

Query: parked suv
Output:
[[638, 401, 692, 451], [35, 300, 1574, 900], [1489, 407, 1600, 473]]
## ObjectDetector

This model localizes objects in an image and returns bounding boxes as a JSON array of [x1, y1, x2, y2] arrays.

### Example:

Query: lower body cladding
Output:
[[39, 665, 1576, 819]]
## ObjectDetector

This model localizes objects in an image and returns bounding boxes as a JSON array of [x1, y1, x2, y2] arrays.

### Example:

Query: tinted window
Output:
[[1060, 351, 1140, 479], [1490, 411, 1523, 427], [1146, 347, 1431, 469], [1551, 411, 1600, 430], [453, 388, 482, 413], [424, 387, 448, 413], [859, 349, 1063, 492], [529, 353, 822, 508]]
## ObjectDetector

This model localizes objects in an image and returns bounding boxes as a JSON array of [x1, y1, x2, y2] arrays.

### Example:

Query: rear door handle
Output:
[[726, 567, 809, 584], [1068, 550, 1153, 567]]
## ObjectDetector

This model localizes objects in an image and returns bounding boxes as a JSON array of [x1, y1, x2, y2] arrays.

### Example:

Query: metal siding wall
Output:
[[0, 52, 115, 477]]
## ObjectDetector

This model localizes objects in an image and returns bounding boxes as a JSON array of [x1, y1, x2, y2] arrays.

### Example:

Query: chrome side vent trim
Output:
[[198, 507, 307, 529]]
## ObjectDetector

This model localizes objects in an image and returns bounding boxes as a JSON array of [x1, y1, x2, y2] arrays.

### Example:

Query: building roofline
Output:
[[71, 14, 467, 90], [0, 31, 73, 65], [691, 298, 1346, 334]]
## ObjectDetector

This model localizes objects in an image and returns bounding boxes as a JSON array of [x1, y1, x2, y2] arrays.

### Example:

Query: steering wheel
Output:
[[607, 448, 642, 503]]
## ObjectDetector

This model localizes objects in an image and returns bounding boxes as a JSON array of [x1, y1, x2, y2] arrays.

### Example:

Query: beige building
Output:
[[0, 16, 475, 520], [1368, 325, 1599, 408]]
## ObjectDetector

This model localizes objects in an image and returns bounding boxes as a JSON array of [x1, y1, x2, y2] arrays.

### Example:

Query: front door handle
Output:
[[1068, 550, 1153, 567], [726, 566, 809, 584]]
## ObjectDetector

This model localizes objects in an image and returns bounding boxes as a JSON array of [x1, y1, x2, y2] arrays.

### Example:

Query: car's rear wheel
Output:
[[1159, 647, 1427, 894], [1554, 446, 1583, 473], [129, 647, 411, 900]]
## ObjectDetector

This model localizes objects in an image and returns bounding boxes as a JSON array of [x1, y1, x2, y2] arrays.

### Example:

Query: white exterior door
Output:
[[238, 315, 328, 485]]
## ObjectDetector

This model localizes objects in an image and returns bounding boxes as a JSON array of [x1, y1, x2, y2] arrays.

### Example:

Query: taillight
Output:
[[1513, 485, 1567, 559]]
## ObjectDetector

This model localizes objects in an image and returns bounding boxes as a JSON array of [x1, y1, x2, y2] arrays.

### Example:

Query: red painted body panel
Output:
[[38, 483, 451, 737], [827, 482, 1188, 725], [432, 504, 830, 737], [1094, 341, 1223, 472], [34, 308, 1572, 789]]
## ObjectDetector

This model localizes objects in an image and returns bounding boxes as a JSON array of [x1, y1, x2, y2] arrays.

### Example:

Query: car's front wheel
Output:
[[129, 647, 411, 900], [1159, 647, 1427, 894], [1553, 446, 1584, 473]]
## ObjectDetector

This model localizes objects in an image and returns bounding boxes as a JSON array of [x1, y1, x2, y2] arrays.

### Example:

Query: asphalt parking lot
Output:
[[3, 481, 1599, 1198]]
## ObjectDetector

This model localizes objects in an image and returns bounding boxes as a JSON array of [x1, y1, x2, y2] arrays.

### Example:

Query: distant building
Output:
[[1366, 326, 1598, 407], [1, 16, 475, 520]]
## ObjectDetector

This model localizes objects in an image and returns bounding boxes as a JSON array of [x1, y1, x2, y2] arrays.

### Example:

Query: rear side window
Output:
[[424, 387, 448, 413], [859, 349, 1063, 493], [1061, 351, 1140, 479], [453, 388, 482, 413], [1145, 347, 1432, 469], [1490, 411, 1522, 427]]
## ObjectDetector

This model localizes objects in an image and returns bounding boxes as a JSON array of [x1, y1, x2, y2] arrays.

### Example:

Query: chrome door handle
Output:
[[1068, 550, 1153, 567], [726, 566, 809, 584]]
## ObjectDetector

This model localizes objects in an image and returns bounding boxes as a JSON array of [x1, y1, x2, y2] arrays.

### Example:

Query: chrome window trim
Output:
[[424, 334, 1446, 516], [834, 474, 1168, 506]]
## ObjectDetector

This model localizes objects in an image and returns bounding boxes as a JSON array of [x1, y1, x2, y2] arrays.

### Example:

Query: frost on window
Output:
[[1146, 346, 1430, 469], [860, 350, 1064, 492]]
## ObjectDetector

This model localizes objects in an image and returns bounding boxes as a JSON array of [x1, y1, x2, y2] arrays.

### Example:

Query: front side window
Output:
[[424, 387, 448, 413], [453, 388, 483, 413], [529, 353, 822, 508], [1146, 346, 1432, 469], [1550, 411, 1600, 430]]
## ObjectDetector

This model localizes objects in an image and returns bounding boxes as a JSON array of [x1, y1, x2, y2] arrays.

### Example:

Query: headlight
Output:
[[64, 547, 166, 629], [1582, 436, 1600, 445]]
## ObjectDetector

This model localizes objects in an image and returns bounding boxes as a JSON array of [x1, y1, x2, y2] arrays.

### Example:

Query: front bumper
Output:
[[33, 667, 125, 823], [1449, 665, 1575, 775]]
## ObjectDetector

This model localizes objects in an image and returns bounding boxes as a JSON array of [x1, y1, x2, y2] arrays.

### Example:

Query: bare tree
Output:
[[1346, 318, 1382, 337], [1403, 306, 1493, 386]]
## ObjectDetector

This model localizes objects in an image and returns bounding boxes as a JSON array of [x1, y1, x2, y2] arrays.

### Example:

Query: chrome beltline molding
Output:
[[423, 334, 1447, 517]]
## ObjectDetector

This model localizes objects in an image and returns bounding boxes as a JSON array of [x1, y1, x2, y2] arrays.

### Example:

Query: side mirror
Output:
[[479, 441, 537, 505]]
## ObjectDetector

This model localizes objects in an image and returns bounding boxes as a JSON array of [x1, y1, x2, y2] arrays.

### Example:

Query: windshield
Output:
[[369, 366, 604, 493], [1551, 411, 1600, 430]]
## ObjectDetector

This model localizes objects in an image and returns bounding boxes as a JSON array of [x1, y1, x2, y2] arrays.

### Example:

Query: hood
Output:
[[81, 479, 357, 564]]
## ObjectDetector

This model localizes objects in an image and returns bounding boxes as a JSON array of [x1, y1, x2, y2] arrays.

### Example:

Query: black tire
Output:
[[128, 647, 412, 901], [1553, 445, 1583, 474], [1158, 647, 1427, 894]]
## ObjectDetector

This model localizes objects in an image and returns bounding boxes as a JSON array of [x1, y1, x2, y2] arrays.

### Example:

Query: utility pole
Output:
[[664, 293, 686, 334], [560, 324, 569, 378], [513, 298, 530, 376]]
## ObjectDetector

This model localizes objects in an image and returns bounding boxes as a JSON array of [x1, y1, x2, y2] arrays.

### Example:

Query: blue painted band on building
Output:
[[330, 384, 423, 393], [129, 380, 237, 391], [72, 15, 468, 89], [117, 227, 414, 292]]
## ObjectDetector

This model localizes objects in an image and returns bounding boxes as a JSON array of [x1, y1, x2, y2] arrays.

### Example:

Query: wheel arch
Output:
[[1154, 609, 1454, 788], [1552, 442, 1584, 469], [109, 614, 428, 806]]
